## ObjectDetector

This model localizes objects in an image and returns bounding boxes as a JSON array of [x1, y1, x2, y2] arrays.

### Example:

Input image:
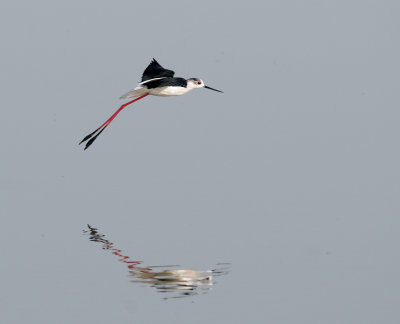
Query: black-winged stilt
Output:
[[79, 58, 223, 150]]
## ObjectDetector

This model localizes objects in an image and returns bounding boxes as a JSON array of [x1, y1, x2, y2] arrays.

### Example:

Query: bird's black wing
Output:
[[141, 58, 175, 82], [143, 77, 187, 89]]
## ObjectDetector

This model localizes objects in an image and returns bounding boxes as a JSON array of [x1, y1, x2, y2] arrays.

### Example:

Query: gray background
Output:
[[1, 0, 399, 323]]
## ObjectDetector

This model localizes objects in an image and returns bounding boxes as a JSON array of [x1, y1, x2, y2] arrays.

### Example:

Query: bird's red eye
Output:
[[197, 81, 201, 85]]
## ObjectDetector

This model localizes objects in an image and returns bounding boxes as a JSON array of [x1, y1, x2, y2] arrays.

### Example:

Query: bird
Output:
[[79, 58, 223, 150]]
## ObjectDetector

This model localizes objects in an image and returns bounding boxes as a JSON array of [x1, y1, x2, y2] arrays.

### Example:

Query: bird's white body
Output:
[[121, 85, 192, 98], [149, 86, 193, 96], [120, 78, 203, 99]]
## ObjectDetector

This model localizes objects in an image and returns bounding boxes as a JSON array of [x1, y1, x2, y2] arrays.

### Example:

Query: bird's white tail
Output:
[[120, 86, 148, 99]]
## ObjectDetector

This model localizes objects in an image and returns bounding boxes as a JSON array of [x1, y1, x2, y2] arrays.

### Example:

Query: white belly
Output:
[[149, 86, 191, 97]]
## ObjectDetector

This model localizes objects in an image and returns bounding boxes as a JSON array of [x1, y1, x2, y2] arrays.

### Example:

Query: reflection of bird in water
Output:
[[83, 225, 230, 299], [129, 268, 214, 298]]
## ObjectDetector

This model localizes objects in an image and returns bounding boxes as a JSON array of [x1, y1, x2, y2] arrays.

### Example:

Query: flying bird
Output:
[[79, 58, 223, 150]]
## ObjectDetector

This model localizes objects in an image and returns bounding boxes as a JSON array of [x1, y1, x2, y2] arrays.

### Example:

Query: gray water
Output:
[[2, 1, 400, 323]]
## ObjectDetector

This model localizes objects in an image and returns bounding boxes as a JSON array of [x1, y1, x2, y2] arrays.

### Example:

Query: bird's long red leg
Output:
[[79, 93, 149, 150]]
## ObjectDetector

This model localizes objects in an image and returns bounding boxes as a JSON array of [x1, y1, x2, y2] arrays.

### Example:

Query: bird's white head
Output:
[[187, 78, 223, 93], [187, 78, 205, 89]]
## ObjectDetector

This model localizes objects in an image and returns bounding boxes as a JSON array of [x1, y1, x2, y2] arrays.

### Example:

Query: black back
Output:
[[141, 59, 175, 82], [144, 77, 187, 89]]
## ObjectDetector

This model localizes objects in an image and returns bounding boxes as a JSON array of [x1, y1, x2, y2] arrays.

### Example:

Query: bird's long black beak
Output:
[[204, 85, 223, 93]]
